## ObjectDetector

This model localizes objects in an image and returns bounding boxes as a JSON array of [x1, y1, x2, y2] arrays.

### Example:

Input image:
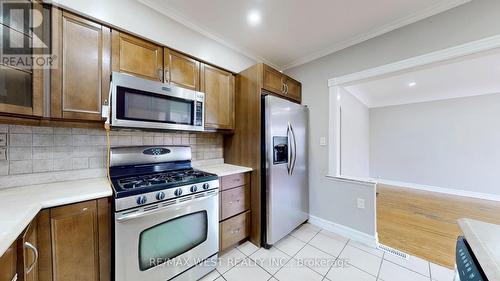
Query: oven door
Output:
[[111, 72, 204, 131], [114, 192, 218, 281]]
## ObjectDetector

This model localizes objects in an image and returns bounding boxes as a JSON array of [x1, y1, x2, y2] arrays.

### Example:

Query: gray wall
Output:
[[370, 93, 500, 196], [285, 0, 500, 236]]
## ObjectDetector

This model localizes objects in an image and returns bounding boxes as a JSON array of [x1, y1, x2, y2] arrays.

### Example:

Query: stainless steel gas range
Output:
[[109, 146, 219, 281]]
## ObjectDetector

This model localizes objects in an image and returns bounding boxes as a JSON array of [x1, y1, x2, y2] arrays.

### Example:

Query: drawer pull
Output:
[[231, 228, 241, 234]]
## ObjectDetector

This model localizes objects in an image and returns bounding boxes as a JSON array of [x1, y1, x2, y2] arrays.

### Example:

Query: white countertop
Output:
[[458, 218, 500, 281], [0, 178, 112, 256], [194, 163, 253, 177]]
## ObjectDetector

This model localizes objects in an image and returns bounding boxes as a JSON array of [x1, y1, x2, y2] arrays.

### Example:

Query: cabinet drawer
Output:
[[220, 185, 250, 221], [220, 173, 249, 191], [220, 211, 250, 251]]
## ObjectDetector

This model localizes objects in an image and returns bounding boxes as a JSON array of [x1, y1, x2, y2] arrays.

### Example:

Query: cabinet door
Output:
[[201, 64, 235, 130], [0, 242, 17, 281], [284, 77, 302, 103], [51, 10, 111, 121], [0, 2, 44, 117], [262, 64, 284, 95], [19, 218, 39, 281], [164, 49, 200, 90], [50, 200, 99, 281], [111, 31, 163, 81]]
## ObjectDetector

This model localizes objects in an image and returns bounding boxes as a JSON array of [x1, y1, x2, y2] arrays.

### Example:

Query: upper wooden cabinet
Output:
[[51, 10, 111, 121], [111, 31, 163, 82], [262, 64, 283, 94], [283, 76, 302, 102], [201, 64, 235, 130], [0, 2, 46, 117], [164, 49, 200, 90], [261, 64, 302, 103]]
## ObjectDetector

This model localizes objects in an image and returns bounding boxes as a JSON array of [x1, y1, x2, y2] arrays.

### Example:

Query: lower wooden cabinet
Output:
[[38, 199, 111, 281], [0, 242, 17, 281], [220, 211, 251, 251], [19, 219, 39, 281], [219, 172, 252, 251]]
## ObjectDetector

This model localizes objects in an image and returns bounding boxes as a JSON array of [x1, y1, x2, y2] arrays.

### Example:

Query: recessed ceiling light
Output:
[[408, 82, 417, 87], [247, 10, 261, 26]]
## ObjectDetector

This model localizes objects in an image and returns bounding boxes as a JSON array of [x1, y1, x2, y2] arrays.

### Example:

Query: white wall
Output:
[[370, 93, 500, 196], [53, 0, 256, 73], [285, 0, 500, 236], [338, 88, 370, 178]]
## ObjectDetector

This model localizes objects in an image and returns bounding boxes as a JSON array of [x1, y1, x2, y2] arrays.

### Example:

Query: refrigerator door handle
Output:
[[290, 123, 297, 175], [287, 123, 292, 175]]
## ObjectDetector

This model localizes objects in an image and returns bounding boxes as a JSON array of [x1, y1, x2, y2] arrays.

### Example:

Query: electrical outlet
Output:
[[357, 198, 365, 209], [320, 137, 327, 146], [0, 133, 6, 146]]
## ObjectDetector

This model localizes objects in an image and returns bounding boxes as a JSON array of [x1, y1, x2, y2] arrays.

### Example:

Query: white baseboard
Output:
[[376, 179, 500, 202], [308, 215, 378, 248]]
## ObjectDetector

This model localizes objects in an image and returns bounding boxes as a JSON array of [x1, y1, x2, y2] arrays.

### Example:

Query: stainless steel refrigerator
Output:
[[262, 94, 309, 247]]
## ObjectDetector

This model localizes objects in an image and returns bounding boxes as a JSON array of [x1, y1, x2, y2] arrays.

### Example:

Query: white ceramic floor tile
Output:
[[338, 245, 382, 277], [217, 247, 246, 274], [430, 262, 455, 281], [384, 253, 430, 277], [326, 264, 376, 281], [348, 240, 384, 258], [308, 231, 348, 257], [199, 269, 221, 281], [294, 244, 336, 275], [290, 223, 321, 242], [237, 240, 260, 256], [274, 258, 323, 281], [378, 260, 430, 281], [274, 235, 306, 257], [250, 247, 291, 275], [223, 258, 271, 281]]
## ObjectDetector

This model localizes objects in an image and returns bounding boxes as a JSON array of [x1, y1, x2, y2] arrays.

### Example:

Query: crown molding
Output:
[[138, 0, 279, 70], [282, 0, 471, 70], [139, 0, 470, 71]]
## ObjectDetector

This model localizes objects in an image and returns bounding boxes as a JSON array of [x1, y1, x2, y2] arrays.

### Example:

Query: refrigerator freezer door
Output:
[[264, 95, 309, 245]]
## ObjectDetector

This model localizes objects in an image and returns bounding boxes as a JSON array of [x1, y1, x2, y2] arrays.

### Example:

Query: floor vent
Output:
[[377, 244, 410, 260]]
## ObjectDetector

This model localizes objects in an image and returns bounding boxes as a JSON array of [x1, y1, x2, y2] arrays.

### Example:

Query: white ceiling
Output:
[[343, 48, 500, 108], [139, 0, 470, 70]]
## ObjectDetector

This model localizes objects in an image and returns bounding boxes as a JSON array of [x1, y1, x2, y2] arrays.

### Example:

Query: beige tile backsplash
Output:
[[0, 124, 223, 176]]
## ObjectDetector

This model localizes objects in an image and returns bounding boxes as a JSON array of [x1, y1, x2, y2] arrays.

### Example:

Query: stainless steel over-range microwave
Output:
[[111, 72, 205, 131]]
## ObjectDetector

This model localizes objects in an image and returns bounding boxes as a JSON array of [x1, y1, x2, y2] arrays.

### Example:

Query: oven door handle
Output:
[[116, 192, 218, 222]]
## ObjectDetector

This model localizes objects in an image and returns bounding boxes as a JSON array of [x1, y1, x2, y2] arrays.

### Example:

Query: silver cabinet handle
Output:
[[282, 82, 286, 94], [285, 83, 289, 94], [164, 66, 170, 83], [158, 67, 163, 81], [24, 242, 38, 274]]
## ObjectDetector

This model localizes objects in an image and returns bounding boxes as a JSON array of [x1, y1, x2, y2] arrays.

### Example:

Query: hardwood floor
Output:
[[377, 184, 500, 268]]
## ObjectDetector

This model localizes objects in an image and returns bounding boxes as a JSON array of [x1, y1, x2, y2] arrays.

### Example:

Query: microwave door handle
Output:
[[116, 192, 218, 222]]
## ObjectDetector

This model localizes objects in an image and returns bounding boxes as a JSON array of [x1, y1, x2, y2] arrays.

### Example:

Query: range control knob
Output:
[[174, 188, 183, 197], [136, 195, 147, 205], [156, 191, 165, 200], [202, 183, 210, 190], [190, 185, 198, 192]]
